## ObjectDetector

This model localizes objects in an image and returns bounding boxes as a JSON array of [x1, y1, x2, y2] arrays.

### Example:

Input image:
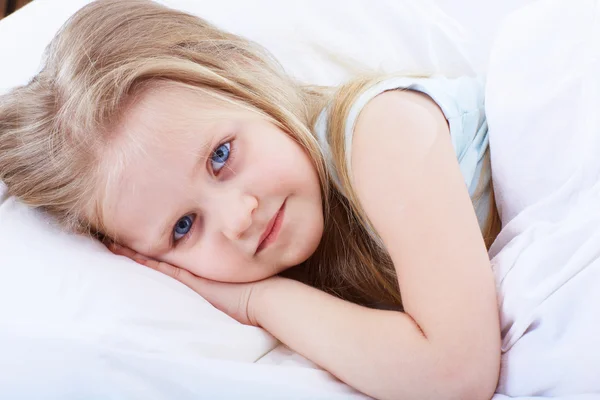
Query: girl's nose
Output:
[[217, 190, 258, 241]]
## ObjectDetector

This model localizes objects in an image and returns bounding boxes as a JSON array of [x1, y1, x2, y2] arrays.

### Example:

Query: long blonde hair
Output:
[[0, 0, 499, 308]]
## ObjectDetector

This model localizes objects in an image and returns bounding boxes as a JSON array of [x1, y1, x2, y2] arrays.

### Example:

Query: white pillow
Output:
[[0, 0, 521, 396], [0, 0, 479, 96]]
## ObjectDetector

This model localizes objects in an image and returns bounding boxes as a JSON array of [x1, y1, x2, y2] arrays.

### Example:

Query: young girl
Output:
[[0, 0, 501, 398]]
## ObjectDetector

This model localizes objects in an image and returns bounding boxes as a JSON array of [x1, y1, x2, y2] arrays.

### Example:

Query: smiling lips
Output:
[[256, 201, 286, 254]]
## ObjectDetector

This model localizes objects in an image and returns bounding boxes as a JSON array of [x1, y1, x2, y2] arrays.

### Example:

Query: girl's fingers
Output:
[[107, 242, 206, 291], [135, 255, 202, 290], [107, 242, 135, 258], [109, 243, 150, 264]]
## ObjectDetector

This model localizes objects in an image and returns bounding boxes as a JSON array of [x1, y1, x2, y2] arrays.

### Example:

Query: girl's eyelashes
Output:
[[210, 141, 232, 175], [172, 214, 196, 244], [170, 139, 235, 247]]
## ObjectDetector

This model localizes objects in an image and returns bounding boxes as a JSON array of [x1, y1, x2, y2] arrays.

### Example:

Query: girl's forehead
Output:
[[95, 83, 251, 216], [88, 85, 202, 231], [120, 82, 253, 141]]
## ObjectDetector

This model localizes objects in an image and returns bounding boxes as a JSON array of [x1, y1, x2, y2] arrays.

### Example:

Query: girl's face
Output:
[[101, 83, 324, 283]]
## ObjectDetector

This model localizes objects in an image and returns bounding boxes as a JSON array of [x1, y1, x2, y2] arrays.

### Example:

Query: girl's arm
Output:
[[252, 89, 500, 399]]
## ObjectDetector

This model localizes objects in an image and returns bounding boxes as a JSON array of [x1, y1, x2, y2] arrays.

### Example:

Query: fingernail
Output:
[[133, 255, 151, 264]]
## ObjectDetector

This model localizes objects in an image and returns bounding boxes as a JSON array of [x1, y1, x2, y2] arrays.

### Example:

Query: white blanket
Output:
[[486, 0, 600, 397]]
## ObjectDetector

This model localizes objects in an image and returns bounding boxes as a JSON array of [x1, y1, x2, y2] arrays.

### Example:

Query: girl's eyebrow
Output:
[[150, 135, 213, 253], [189, 138, 213, 180], [189, 120, 225, 180], [153, 217, 176, 253], [141, 214, 176, 256]]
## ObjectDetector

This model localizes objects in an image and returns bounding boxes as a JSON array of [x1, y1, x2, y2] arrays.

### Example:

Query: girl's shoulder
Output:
[[314, 75, 487, 190]]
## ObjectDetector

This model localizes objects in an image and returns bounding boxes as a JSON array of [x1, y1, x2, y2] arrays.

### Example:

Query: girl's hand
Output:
[[108, 244, 274, 327]]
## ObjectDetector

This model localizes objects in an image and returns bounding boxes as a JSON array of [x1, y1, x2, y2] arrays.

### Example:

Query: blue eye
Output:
[[173, 215, 195, 242], [210, 142, 230, 174]]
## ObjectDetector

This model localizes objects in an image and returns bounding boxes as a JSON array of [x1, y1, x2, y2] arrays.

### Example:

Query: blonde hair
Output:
[[0, 0, 499, 308]]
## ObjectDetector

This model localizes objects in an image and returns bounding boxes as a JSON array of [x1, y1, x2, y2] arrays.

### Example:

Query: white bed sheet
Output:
[[486, 0, 600, 397]]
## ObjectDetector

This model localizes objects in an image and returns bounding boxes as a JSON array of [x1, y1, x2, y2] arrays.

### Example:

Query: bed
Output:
[[4, 0, 599, 399]]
